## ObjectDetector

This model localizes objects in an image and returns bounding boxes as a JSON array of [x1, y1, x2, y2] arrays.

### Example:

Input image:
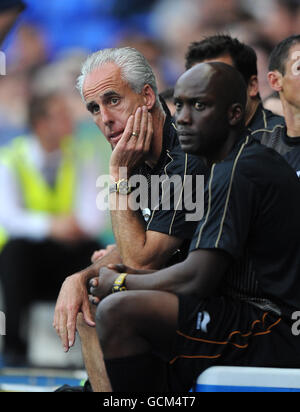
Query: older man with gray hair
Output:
[[53, 47, 203, 391]]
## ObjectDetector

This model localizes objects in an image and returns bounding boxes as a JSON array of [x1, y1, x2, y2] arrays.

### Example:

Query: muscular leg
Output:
[[96, 290, 179, 392], [76, 306, 111, 392]]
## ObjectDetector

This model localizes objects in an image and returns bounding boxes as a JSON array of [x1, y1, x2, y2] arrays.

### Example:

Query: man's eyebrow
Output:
[[101, 90, 120, 99]]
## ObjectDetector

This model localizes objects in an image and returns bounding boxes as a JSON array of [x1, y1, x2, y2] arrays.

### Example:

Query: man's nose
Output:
[[176, 106, 192, 125], [100, 106, 114, 127]]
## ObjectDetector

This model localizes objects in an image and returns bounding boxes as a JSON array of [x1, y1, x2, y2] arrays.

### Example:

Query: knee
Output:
[[96, 293, 129, 327], [96, 293, 133, 343]]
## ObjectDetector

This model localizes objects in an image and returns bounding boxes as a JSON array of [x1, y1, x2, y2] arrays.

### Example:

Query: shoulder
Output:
[[165, 141, 206, 178], [215, 135, 290, 188]]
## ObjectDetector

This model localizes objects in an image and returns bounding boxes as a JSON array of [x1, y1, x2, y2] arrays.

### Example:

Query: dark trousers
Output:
[[0, 237, 100, 356]]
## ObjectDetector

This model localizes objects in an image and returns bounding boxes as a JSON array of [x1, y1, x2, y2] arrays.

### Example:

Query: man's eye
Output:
[[194, 102, 206, 111], [110, 97, 120, 105], [175, 102, 182, 111], [92, 104, 100, 114]]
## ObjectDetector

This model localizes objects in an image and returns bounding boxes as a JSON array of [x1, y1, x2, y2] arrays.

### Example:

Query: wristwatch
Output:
[[109, 179, 132, 195]]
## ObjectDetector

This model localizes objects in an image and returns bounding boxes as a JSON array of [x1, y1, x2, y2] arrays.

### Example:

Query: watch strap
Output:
[[112, 273, 128, 293]]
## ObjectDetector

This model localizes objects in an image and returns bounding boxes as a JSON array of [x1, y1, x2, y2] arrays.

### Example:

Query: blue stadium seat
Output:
[[195, 366, 300, 392]]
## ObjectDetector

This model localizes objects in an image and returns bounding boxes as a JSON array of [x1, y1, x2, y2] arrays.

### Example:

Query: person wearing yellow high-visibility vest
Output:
[[0, 93, 105, 366]]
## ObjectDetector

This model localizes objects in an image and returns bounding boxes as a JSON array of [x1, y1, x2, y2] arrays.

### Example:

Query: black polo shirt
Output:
[[254, 123, 300, 175], [248, 103, 285, 140], [189, 132, 300, 318], [135, 101, 205, 264], [282, 133, 300, 176]]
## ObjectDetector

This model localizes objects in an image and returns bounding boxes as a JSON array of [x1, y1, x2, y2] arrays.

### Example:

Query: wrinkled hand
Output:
[[53, 272, 95, 353], [110, 106, 153, 180]]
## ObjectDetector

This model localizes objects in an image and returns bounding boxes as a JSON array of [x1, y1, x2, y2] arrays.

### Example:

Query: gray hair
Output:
[[76, 47, 160, 105]]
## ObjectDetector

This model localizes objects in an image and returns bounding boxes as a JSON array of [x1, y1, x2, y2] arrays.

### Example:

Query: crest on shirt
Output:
[[196, 311, 211, 333]]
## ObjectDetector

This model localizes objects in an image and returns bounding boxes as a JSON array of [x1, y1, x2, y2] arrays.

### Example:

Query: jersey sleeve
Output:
[[189, 161, 258, 259], [146, 152, 206, 240]]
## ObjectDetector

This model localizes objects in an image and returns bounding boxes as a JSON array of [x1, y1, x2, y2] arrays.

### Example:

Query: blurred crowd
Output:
[[1, 0, 299, 143]]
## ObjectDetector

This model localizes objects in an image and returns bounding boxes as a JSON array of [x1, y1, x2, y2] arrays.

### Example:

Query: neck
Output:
[[245, 98, 260, 127], [36, 134, 60, 154], [281, 98, 300, 137], [203, 130, 240, 168], [145, 105, 166, 169]]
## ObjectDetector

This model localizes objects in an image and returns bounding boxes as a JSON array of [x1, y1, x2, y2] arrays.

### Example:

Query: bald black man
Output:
[[91, 63, 300, 392]]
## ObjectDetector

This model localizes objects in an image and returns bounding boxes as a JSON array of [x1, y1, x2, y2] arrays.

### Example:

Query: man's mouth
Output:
[[108, 131, 124, 145], [178, 131, 196, 144]]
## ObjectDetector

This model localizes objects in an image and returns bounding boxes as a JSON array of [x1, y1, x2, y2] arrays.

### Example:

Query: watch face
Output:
[[109, 183, 118, 194], [118, 180, 131, 195]]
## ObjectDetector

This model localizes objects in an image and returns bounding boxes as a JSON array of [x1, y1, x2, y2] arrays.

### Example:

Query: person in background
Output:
[[185, 35, 284, 139], [266, 35, 300, 171], [0, 92, 105, 366]]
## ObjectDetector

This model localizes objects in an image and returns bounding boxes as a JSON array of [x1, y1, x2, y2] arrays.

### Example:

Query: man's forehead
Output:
[[202, 54, 234, 68], [175, 64, 216, 97], [288, 42, 300, 63], [83, 62, 125, 100]]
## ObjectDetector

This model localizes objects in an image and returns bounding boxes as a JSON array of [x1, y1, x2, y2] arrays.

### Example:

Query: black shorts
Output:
[[168, 295, 300, 392]]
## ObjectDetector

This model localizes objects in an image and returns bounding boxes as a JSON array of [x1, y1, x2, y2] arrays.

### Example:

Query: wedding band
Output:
[[131, 132, 139, 137]]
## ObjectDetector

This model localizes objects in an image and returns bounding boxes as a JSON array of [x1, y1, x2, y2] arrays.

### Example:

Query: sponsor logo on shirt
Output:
[[196, 311, 211, 333]]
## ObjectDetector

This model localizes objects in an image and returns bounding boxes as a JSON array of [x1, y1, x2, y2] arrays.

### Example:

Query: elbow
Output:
[[123, 258, 162, 272], [123, 251, 166, 271]]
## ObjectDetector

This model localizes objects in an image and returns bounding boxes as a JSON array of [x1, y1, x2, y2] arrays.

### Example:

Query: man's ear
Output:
[[268, 70, 283, 92], [142, 84, 156, 111], [247, 75, 259, 98], [228, 103, 244, 127]]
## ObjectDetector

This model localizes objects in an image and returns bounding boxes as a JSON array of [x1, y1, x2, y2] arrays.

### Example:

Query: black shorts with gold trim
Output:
[[168, 295, 300, 392]]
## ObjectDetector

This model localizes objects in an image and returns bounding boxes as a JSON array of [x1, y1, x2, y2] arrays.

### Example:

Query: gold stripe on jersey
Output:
[[195, 163, 216, 249], [215, 135, 250, 248], [146, 151, 175, 231], [251, 124, 285, 136], [168, 153, 188, 236], [262, 109, 267, 129]]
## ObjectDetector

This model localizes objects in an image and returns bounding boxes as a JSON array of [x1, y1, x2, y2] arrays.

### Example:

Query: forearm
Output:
[[123, 249, 230, 298], [125, 260, 196, 296], [110, 193, 151, 269], [78, 246, 122, 283]]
